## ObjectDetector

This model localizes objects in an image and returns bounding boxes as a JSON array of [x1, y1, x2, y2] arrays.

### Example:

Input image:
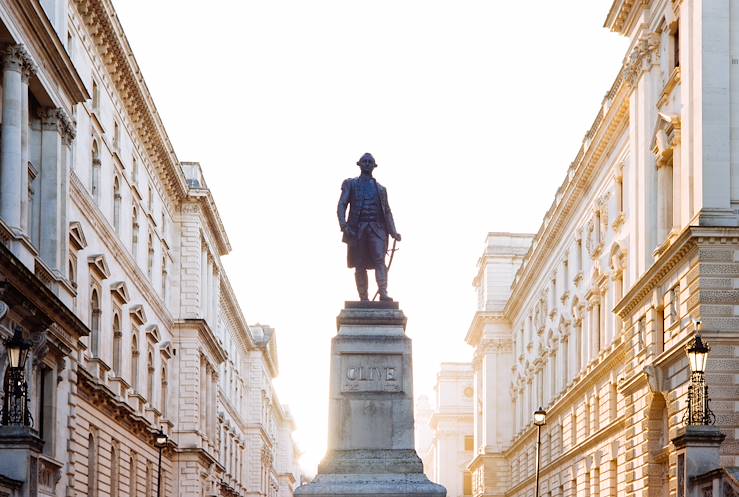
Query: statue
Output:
[[337, 153, 401, 301]]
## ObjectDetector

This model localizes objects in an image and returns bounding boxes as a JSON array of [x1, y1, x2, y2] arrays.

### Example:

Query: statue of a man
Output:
[[337, 153, 401, 301]]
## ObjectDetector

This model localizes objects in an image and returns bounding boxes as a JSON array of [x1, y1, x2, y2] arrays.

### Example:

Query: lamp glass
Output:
[[688, 349, 708, 373], [533, 407, 547, 426], [156, 431, 167, 446], [686, 336, 710, 373], [7, 346, 21, 368]]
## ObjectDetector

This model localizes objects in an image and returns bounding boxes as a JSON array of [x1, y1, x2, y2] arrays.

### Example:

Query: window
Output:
[[464, 435, 474, 452], [91, 140, 101, 204], [147, 184, 153, 212], [463, 471, 472, 496], [131, 333, 139, 391], [37, 364, 55, 455], [113, 176, 121, 233], [111, 443, 120, 497], [161, 365, 168, 417], [161, 253, 168, 301], [146, 349, 154, 403], [146, 461, 153, 497], [147, 234, 154, 279], [131, 205, 139, 259], [87, 431, 98, 497], [671, 23, 680, 69], [92, 79, 99, 112], [89, 289, 101, 357], [113, 121, 120, 150], [132, 155, 138, 184], [130, 454, 138, 497], [69, 257, 78, 311], [112, 313, 122, 374]]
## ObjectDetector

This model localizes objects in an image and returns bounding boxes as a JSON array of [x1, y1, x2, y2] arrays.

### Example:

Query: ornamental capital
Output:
[[3, 44, 34, 75], [38, 107, 76, 144]]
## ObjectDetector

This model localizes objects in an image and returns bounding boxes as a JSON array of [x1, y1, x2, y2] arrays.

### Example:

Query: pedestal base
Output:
[[296, 473, 445, 497], [296, 301, 445, 497]]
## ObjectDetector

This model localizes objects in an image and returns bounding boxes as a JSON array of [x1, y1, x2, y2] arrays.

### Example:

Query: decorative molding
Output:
[[72, 0, 189, 200], [87, 254, 111, 279], [109, 281, 130, 304], [129, 304, 146, 326], [506, 65, 629, 318], [623, 32, 661, 87]]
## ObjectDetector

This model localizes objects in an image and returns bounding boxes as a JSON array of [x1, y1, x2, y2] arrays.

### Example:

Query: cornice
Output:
[[465, 310, 508, 346], [0, 239, 88, 341], [72, 0, 189, 201], [219, 274, 256, 353], [6, 0, 89, 105], [183, 192, 231, 256], [173, 318, 228, 366], [604, 0, 647, 35], [611, 226, 739, 318], [505, 68, 630, 320]]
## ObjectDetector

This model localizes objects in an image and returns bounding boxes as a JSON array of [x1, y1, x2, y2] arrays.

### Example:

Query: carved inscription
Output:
[[340, 354, 402, 393]]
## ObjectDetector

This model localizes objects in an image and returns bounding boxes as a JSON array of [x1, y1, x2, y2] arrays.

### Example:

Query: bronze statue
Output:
[[337, 153, 401, 301]]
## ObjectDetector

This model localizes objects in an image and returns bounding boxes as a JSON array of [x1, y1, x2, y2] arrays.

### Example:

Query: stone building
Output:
[[426, 363, 474, 497], [466, 1, 739, 496], [0, 1, 300, 497]]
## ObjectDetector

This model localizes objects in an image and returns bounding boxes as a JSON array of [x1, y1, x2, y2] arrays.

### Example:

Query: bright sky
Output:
[[112, 0, 630, 474]]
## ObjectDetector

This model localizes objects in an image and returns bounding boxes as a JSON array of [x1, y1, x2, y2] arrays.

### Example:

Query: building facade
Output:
[[466, 1, 739, 496], [0, 1, 299, 497], [425, 363, 474, 497]]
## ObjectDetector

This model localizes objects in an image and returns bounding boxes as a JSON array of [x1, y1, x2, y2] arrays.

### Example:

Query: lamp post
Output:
[[1, 327, 32, 426], [533, 407, 546, 497], [683, 322, 715, 426], [155, 427, 168, 497]]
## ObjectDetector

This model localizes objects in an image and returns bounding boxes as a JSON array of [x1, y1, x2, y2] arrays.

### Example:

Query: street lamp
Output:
[[1, 327, 32, 426], [533, 407, 546, 497], [683, 323, 715, 426], [154, 427, 168, 497]]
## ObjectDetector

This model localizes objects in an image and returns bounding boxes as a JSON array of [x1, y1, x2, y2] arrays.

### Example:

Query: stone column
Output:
[[671, 124, 682, 230], [582, 307, 591, 367], [656, 157, 673, 245], [589, 299, 600, 357], [19, 61, 34, 233], [0, 45, 27, 231], [38, 108, 74, 274]]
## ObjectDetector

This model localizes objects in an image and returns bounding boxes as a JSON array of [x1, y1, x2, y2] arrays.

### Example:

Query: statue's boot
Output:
[[375, 265, 393, 301], [355, 270, 369, 301]]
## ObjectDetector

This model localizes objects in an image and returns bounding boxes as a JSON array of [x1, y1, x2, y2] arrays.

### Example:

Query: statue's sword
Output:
[[372, 238, 399, 302]]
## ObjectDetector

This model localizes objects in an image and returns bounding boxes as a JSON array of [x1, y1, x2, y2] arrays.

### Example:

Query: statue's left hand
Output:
[[392, 233, 402, 242]]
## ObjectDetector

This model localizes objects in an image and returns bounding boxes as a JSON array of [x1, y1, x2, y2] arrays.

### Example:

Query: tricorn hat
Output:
[[356, 153, 377, 167]]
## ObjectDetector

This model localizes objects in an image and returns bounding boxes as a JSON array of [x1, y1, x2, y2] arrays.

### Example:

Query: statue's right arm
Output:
[[337, 179, 351, 231]]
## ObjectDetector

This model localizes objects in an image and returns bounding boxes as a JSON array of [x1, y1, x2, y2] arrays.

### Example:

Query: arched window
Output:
[[161, 253, 168, 301], [69, 258, 77, 312], [112, 313, 122, 375], [113, 176, 121, 234], [131, 205, 139, 259], [92, 79, 99, 111], [161, 365, 168, 417], [91, 140, 101, 204], [131, 333, 139, 392], [111, 444, 119, 497], [129, 453, 137, 497], [89, 289, 101, 357], [146, 350, 154, 402], [145, 461, 153, 497], [87, 432, 97, 496], [147, 234, 154, 279]]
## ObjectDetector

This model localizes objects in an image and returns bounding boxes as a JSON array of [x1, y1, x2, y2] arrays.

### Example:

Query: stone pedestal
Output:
[[296, 302, 445, 497]]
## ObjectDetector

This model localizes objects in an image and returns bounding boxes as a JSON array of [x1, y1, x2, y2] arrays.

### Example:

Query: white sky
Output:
[[112, 0, 630, 474]]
